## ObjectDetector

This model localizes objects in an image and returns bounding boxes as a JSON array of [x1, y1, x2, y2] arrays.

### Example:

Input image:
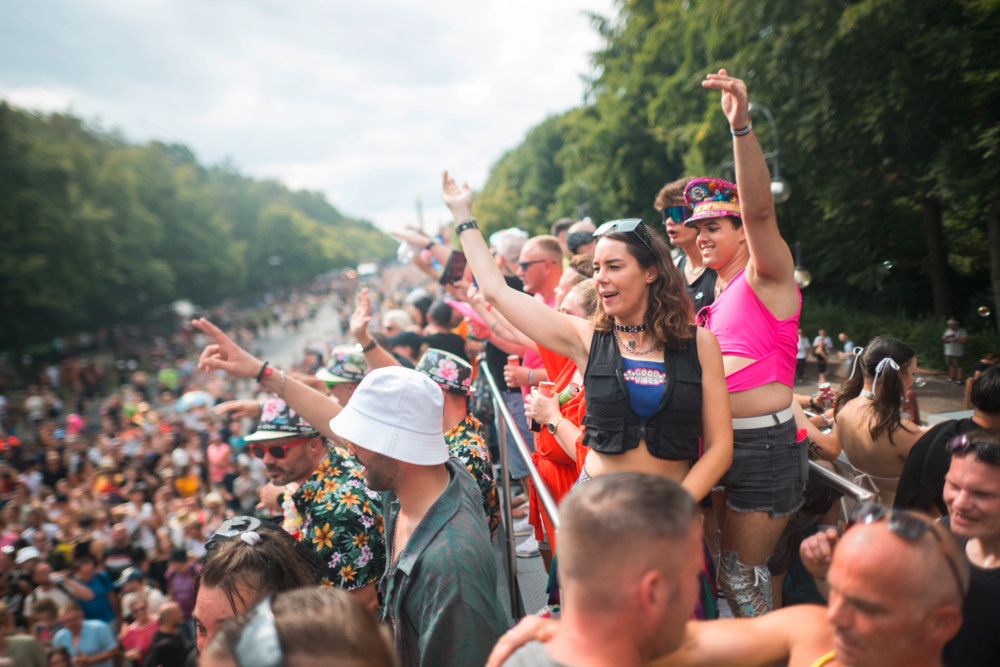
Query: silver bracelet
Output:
[[279, 370, 286, 398]]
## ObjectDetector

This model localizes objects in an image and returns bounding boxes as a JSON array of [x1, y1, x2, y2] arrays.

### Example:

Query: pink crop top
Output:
[[699, 269, 800, 392]]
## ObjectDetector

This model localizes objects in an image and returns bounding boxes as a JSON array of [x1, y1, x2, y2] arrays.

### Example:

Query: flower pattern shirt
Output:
[[292, 444, 386, 590], [444, 414, 500, 539]]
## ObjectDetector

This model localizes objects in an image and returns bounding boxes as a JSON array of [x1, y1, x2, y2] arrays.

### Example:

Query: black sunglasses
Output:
[[249, 436, 312, 460], [848, 501, 967, 596], [660, 206, 692, 224], [518, 258, 550, 271], [593, 218, 654, 252], [947, 434, 1000, 465]]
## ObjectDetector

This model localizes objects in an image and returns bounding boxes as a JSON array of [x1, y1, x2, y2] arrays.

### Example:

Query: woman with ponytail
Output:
[[833, 336, 924, 505]]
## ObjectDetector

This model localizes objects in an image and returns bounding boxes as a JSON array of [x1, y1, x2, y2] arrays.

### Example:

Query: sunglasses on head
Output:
[[660, 206, 692, 224], [947, 434, 1000, 465], [249, 436, 313, 460], [593, 218, 654, 253], [848, 501, 967, 596]]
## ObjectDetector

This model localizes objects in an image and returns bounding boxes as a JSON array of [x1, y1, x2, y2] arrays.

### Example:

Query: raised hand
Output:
[[391, 226, 432, 249], [441, 170, 473, 217], [213, 399, 262, 420], [349, 288, 373, 343], [192, 318, 263, 380], [799, 527, 840, 580], [702, 68, 750, 130]]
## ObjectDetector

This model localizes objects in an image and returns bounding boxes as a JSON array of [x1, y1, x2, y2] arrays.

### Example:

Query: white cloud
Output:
[[0, 0, 615, 233]]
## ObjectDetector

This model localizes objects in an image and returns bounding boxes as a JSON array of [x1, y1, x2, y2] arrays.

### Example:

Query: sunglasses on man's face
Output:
[[518, 259, 550, 272], [593, 218, 654, 252], [249, 436, 313, 460], [660, 206, 692, 224], [848, 501, 967, 596], [947, 434, 1000, 465]]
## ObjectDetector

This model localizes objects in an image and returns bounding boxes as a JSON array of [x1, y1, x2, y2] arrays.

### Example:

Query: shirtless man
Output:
[[493, 505, 968, 667]]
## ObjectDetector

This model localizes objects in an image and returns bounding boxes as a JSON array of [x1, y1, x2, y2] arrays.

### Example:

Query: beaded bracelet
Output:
[[456, 218, 479, 234], [256, 361, 271, 383], [731, 121, 753, 137], [278, 370, 286, 398]]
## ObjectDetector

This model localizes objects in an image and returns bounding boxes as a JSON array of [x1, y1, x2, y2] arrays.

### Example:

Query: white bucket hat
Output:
[[329, 366, 448, 466]]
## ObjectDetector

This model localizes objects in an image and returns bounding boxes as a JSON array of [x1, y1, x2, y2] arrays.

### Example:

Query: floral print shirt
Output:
[[444, 414, 500, 539], [292, 444, 386, 590]]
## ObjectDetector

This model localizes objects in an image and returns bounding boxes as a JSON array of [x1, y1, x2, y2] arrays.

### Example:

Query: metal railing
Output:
[[807, 460, 875, 503], [479, 360, 560, 618]]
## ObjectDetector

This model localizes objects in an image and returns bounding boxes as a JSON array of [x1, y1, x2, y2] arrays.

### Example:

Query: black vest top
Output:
[[581, 327, 702, 460]]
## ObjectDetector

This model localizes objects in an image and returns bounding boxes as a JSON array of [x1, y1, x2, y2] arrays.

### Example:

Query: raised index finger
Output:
[[192, 318, 230, 346]]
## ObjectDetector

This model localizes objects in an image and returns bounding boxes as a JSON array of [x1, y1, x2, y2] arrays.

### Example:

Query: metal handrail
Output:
[[478, 359, 561, 617], [801, 409, 877, 503], [808, 460, 876, 503]]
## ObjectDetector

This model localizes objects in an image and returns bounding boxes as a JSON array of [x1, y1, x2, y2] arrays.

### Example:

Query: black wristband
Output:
[[256, 361, 270, 383], [424, 240, 436, 251], [730, 121, 753, 137], [357, 339, 377, 353], [456, 218, 478, 234]]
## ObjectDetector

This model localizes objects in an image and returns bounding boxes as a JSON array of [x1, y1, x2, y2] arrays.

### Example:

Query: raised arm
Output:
[[703, 70, 794, 290], [193, 318, 342, 441], [349, 288, 402, 371], [652, 605, 832, 667], [442, 170, 592, 369], [392, 226, 453, 266]]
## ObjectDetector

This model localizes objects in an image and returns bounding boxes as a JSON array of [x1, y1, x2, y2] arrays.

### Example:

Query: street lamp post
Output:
[[749, 103, 808, 287], [749, 103, 791, 204]]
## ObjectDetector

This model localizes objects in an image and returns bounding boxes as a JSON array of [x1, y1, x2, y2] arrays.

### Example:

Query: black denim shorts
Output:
[[720, 414, 806, 518]]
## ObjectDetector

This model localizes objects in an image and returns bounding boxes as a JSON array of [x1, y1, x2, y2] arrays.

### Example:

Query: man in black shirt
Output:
[[896, 366, 1000, 514], [143, 602, 187, 667]]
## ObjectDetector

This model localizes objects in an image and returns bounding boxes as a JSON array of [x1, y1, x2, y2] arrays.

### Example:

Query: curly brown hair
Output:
[[654, 177, 695, 210], [591, 223, 694, 349]]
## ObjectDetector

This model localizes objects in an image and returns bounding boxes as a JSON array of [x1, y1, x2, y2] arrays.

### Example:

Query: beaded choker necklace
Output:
[[613, 322, 648, 352]]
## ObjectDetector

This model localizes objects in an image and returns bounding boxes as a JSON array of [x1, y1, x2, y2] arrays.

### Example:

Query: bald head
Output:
[[159, 601, 183, 628], [826, 520, 965, 667]]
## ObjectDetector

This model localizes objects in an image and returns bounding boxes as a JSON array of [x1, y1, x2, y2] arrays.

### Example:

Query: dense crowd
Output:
[[1, 71, 998, 667]]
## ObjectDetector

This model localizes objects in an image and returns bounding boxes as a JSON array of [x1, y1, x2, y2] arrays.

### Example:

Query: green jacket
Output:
[[380, 459, 509, 666]]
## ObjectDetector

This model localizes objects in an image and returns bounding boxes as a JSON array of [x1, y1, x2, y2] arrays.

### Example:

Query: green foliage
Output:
[[476, 0, 1000, 326], [0, 102, 394, 352], [799, 297, 1000, 373]]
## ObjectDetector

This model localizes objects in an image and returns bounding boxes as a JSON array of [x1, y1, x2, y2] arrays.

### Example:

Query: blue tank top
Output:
[[622, 357, 666, 421]]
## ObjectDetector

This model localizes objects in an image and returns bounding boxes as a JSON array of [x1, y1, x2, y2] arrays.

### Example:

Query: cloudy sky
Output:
[[0, 0, 615, 234]]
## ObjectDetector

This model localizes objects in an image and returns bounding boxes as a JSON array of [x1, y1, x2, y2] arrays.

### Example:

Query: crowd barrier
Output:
[[479, 360, 560, 618]]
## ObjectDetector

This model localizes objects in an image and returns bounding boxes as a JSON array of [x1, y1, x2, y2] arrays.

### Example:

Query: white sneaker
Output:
[[512, 516, 533, 537], [516, 536, 540, 558]]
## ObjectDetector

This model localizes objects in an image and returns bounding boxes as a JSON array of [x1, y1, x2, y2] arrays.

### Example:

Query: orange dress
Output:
[[527, 346, 588, 550]]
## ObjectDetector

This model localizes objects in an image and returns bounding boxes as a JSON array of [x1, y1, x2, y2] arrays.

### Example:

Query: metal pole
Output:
[[808, 460, 876, 503], [487, 363, 523, 616], [481, 360, 561, 532]]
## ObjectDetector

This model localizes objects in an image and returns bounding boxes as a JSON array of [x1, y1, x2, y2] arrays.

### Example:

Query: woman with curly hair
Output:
[[834, 336, 923, 506], [445, 176, 732, 519]]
